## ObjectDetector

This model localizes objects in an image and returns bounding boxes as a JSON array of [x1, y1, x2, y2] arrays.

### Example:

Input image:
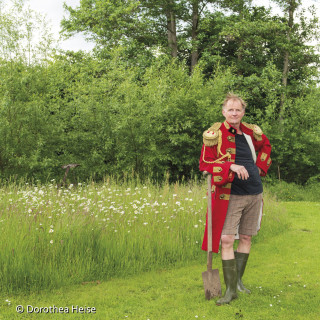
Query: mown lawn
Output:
[[0, 201, 319, 320]]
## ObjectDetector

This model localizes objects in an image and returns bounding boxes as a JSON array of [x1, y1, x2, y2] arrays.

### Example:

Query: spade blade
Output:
[[202, 268, 222, 300]]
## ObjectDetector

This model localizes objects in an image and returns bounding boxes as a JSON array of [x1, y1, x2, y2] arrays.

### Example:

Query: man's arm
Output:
[[199, 144, 235, 186], [255, 134, 272, 176]]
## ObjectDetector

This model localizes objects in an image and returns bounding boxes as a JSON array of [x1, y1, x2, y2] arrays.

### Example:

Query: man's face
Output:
[[222, 99, 245, 127]]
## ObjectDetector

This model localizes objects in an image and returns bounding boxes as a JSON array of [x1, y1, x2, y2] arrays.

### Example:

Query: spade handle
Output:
[[203, 171, 213, 271]]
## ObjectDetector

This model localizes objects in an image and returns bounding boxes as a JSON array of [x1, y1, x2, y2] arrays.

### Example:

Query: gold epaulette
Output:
[[203, 122, 222, 146], [242, 122, 263, 141]]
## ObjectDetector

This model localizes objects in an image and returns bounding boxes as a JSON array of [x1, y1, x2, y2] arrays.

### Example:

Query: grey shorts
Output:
[[221, 193, 263, 236]]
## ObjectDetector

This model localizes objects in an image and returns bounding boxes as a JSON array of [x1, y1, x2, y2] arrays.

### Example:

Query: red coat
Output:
[[200, 121, 272, 253]]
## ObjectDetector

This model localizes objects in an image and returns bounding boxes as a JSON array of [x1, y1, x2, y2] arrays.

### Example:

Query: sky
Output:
[[24, 0, 320, 52], [25, 0, 95, 51]]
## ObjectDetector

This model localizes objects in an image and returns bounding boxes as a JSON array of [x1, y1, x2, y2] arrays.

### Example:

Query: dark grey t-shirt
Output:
[[231, 134, 263, 195]]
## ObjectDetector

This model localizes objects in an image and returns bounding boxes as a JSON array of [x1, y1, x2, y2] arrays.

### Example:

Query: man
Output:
[[199, 93, 272, 305]]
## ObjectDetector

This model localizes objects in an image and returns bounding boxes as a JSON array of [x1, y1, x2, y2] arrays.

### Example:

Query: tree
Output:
[[61, 0, 181, 57], [0, 0, 55, 64], [271, 0, 319, 118], [62, 0, 225, 68], [172, 0, 219, 70]]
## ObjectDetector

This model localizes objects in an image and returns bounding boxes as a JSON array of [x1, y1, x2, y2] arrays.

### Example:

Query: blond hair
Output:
[[222, 93, 247, 109]]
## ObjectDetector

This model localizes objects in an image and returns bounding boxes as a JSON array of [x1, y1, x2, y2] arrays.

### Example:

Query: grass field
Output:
[[0, 179, 210, 293], [0, 180, 319, 319]]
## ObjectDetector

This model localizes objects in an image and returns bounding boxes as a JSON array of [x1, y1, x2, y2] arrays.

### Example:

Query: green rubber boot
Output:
[[216, 259, 238, 305], [235, 251, 251, 294]]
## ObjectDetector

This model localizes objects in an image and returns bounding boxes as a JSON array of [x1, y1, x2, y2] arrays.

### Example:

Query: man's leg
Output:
[[235, 234, 252, 294], [235, 193, 263, 294], [217, 194, 251, 305], [221, 234, 236, 260], [237, 234, 252, 254], [217, 235, 238, 305]]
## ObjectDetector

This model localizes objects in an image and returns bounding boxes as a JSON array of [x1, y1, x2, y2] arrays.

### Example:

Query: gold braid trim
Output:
[[203, 122, 222, 146], [217, 130, 223, 156], [202, 122, 232, 165], [210, 122, 222, 132], [202, 146, 231, 164], [242, 122, 263, 141]]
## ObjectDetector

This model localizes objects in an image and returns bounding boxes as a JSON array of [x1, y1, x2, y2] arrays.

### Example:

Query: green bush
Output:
[[0, 52, 319, 184]]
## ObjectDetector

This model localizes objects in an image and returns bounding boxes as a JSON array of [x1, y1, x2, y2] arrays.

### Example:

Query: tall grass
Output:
[[265, 180, 320, 202], [0, 178, 287, 294]]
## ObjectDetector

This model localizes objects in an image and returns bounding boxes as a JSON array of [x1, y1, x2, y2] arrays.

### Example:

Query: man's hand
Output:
[[230, 164, 249, 180]]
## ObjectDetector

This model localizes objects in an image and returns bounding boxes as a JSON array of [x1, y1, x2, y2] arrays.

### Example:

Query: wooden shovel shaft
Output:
[[207, 173, 213, 271], [202, 171, 222, 300]]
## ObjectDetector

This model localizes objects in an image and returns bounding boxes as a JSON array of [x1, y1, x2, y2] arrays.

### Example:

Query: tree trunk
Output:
[[280, 0, 295, 118], [191, 1, 199, 71], [166, 10, 178, 58], [236, 3, 245, 75]]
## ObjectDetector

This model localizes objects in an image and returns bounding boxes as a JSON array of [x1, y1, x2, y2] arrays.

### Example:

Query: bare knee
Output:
[[239, 234, 252, 245], [221, 235, 235, 250], [237, 234, 252, 253]]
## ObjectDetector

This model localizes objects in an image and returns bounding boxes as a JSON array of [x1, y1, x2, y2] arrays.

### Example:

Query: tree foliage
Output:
[[0, 0, 55, 64], [0, 0, 319, 184]]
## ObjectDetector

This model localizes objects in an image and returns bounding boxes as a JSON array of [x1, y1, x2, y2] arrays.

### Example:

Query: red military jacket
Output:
[[199, 121, 272, 253]]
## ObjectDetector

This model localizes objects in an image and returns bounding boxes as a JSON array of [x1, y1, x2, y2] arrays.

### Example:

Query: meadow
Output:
[[0, 179, 318, 319], [0, 177, 205, 294], [0, 178, 288, 294]]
